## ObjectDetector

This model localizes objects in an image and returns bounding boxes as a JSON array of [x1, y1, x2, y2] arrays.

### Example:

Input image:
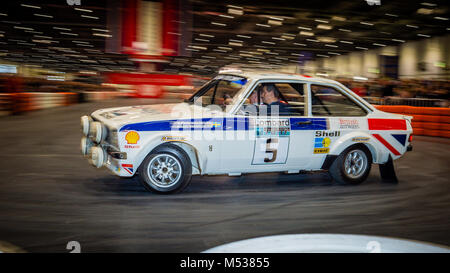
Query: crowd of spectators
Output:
[[338, 78, 449, 101]]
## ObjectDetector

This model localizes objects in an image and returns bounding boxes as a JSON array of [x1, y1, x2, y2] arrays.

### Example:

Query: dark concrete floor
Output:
[[0, 99, 449, 252]]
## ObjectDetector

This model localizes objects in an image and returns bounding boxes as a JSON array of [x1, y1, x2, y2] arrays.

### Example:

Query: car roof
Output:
[[218, 69, 340, 85]]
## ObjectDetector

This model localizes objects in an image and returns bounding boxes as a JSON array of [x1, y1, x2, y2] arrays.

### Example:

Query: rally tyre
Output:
[[329, 144, 372, 185], [139, 144, 192, 194]]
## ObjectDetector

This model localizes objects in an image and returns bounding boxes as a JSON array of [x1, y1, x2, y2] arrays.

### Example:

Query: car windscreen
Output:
[[186, 75, 248, 108]]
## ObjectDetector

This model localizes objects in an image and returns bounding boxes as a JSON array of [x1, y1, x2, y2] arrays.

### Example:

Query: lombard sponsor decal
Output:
[[161, 135, 187, 142], [339, 118, 360, 129], [314, 137, 331, 154], [352, 137, 370, 142], [253, 118, 291, 137]]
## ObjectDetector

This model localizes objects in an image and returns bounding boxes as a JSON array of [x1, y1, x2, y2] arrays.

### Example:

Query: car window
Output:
[[187, 75, 247, 108], [240, 82, 305, 116], [310, 85, 366, 116]]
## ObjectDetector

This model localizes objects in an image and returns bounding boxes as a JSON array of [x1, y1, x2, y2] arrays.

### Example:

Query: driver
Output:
[[260, 83, 290, 115]]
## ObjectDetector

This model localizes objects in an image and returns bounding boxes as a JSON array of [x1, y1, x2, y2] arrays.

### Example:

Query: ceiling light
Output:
[[306, 39, 319, 42], [195, 38, 209, 42], [21, 4, 41, 9], [200, 34, 214, 38], [53, 27, 71, 31], [211, 22, 226, 26], [268, 19, 282, 26], [34, 14, 53, 18], [338, 28, 351, 32], [355, 46, 368, 50], [318, 37, 336, 43], [218, 46, 232, 50], [293, 43, 306, 46], [360, 22, 374, 26], [332, 16, 346, 21], [262, 41, 275, 45], [417, 34, 431, 37], [298, 26, 312, 30], [434, 17, 449, 21], [272, 37, 285, 41], [328, 52, 341, 55], [256, 23, 270, 28], [299, 31, 314, 36], [392, 39, 405, 42], [14, 26, 34, 31], [421, 2, 437, 7], [325, 44, 338, 47], [373, 43, 386, 46], [340, 40, 353, 44], [406, 24, 419, 28], [93, 33, 112, 37], [237, 35, 251, 38], [314, 19, 329, 23], [219, 14, 234, 19], [75, 8, 93, 12], [385, 13, 399, 17], [317, 24, 333, 30], [61, 32, 79, 36], [92, 28, 109, 32], [81, 15, 99, 19]]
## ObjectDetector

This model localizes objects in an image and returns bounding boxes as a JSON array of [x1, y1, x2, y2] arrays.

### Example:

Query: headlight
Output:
[[80, 115, 92, 136], [90, 121, 107, 144], [89, 146, 106, 168], [80, 136, 93, 156]]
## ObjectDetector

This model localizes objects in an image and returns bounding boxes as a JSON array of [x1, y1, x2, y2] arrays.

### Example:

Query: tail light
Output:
[[408, 134, 413, 142]]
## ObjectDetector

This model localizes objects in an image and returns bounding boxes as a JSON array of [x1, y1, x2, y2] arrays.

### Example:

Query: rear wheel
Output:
[[138, 144, 192, 194], [329, 145, 372, 185]]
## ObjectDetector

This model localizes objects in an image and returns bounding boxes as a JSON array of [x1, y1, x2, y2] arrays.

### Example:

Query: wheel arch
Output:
[[328, 132, 379, 163], [135, 140, 203, 175]]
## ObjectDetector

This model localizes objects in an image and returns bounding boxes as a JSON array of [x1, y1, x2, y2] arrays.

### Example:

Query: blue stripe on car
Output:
[[119, 117, 328, 132]]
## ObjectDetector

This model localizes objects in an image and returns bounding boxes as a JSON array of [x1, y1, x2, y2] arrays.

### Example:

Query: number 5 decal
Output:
[[264, 138, 278, 162]]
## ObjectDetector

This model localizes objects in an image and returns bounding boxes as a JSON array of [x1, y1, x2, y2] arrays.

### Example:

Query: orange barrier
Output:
[[0, 92, 78, 115], [375, 105, 450, 138]]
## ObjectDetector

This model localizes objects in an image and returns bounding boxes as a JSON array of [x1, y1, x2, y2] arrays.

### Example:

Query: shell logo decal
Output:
[[322, 137, 331, 148], [125, 131, 140, 144]]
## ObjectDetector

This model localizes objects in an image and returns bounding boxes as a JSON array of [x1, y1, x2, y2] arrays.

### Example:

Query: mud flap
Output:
[[379, 155, 398, 183]]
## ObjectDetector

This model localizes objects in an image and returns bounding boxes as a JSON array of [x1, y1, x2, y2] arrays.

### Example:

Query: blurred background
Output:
[[0, 0, 449, 129], [0, 1, 449, 253]]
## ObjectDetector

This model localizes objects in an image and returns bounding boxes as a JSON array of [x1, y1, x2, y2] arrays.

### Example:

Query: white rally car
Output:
[[81, 70, 413, 194]]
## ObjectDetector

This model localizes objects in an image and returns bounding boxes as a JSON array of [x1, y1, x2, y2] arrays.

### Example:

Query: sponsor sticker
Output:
[[161, 136, 187, 142], [254, 118, 291, 137], [121, 164, 133, 174], [125, 131, 140, 144], [352, 137, 370, 142], [315, 131, 341, 137], [339, 119, 360, 129], [314, 137, 331, 154], [171, 121, 221, 129]]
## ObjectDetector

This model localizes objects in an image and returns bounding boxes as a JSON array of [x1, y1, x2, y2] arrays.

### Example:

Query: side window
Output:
[[310, 85, 366, 116], [241, 82, 305, 116]]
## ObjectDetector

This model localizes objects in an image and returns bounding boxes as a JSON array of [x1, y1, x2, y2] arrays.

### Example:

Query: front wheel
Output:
[[138, 144, 192, 194], [329, 145, 372, 185]]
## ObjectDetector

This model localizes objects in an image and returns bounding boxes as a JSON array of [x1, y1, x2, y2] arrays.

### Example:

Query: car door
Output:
[[308, 83, 369, 168], [220, 80, 315, 173]]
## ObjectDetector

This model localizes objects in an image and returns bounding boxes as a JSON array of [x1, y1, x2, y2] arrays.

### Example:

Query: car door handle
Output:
[[296, 120, 312, 125]]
